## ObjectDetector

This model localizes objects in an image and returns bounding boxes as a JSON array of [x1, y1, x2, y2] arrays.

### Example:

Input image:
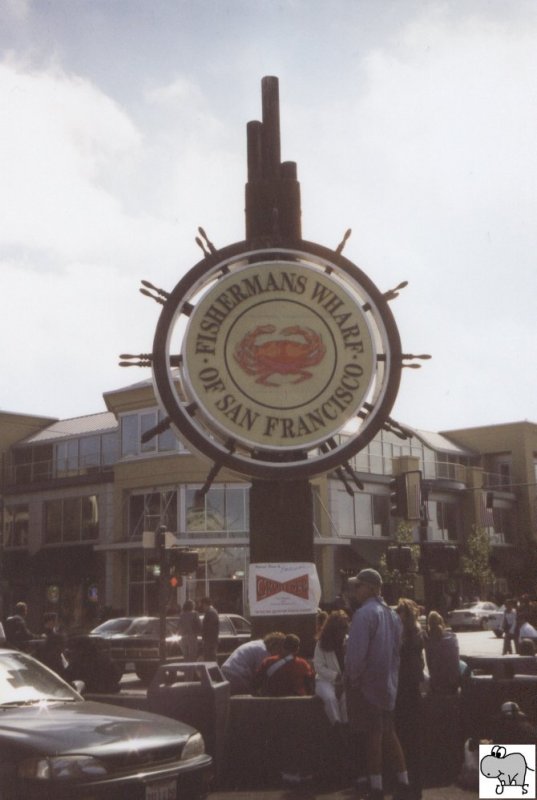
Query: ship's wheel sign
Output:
[[142, 239, 411, 480]]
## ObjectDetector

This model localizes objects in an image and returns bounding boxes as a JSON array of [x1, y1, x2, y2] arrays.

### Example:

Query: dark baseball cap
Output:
[[348, 568, 383, 588]]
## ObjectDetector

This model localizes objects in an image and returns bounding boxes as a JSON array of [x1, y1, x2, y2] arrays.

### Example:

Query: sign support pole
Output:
[[246, 77, 316, 653]]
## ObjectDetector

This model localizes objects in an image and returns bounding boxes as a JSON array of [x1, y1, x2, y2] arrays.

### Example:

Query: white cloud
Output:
[[0, 61, 145, 260]]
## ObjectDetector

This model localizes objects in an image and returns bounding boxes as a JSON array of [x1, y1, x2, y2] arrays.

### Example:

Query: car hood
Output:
[[0, 700, 194, 758]]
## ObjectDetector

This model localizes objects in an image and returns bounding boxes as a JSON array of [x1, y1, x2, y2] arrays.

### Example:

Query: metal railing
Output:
[[4, 458, 113, 486]]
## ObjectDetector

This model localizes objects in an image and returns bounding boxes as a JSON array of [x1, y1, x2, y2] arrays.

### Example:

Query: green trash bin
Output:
[[147, 661, 229, 781]]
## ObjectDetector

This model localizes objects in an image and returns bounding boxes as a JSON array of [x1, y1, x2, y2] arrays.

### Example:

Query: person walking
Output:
[[344, 568, 411, 800], [199, 597, 219, 661], [313, 610, 349, 725], [221, 631, 285, 695], [502, 599, 517, 655], [395, 599, 425, 800], [178, 599, 201, 661]]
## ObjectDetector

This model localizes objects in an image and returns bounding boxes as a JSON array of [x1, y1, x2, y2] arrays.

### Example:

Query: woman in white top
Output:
[[313, 610, 349, 725]]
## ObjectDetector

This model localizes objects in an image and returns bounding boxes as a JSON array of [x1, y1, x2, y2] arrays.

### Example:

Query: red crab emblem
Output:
[[233, 325, 326, 386]]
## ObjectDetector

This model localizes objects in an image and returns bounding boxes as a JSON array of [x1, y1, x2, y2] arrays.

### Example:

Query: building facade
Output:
[[1, 379, 534, 632]]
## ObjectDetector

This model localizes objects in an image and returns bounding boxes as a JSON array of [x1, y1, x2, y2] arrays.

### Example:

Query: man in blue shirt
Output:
[[345, 568, 411, 800]]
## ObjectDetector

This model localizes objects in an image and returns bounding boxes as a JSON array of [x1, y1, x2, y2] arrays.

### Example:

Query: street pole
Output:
[[246, 77, 316, 654], [156, 525, 168, 662]]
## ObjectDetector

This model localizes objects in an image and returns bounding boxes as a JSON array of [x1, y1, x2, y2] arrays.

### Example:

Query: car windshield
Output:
[[0, 651, 80, 706], [123, 618, 180, 636], [91, 617, 133, 635], [123, 618, 157, 635]]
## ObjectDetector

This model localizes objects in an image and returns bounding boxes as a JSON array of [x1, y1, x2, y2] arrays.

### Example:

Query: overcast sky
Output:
[[1, 0, 535, 435]]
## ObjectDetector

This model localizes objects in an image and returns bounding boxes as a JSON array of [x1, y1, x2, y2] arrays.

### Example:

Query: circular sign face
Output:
[[182, 261, 375, 449], [151, 240, 403, 480]]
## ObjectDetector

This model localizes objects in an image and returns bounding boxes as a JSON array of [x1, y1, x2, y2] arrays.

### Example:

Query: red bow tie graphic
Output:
[[256, 574, 309, 601]]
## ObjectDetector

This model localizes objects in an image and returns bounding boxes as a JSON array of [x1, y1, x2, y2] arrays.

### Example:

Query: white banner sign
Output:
[[248, 562, 321, 616]]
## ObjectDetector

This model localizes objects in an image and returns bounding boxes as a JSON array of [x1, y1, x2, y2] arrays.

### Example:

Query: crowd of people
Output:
[[220, 569, 467, 799], [4, 581, 536, 798], [220, 572, 537, 797]]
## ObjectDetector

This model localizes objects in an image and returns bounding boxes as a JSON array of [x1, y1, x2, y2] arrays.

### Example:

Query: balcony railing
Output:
[[4, 458, 113, 486], [483, 471, 515, 490]]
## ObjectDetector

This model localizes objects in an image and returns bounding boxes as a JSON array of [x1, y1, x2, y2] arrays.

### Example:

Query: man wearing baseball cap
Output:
[[345, 568, 411, 800]]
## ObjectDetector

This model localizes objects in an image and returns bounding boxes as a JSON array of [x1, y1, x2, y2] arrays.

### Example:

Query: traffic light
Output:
[[386, 545, 413, 573], [389, 474, 408, 518], [420, 479, 431, 521], [168, 548, 199, 575]]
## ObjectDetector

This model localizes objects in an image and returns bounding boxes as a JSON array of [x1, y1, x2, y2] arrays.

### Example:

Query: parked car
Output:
[[446, 601, 500, 631], [0, 647, 212, 799], [79, 613, 252, 684], [484, 605, 506, 638]]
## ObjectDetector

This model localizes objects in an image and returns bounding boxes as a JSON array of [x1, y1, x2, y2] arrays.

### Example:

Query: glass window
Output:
[[62, 497, 80, 542], [141, 412, 157, 453], [444, 503, 458, 541], [119, 410, 185, 457], [225, 487, 249, 532], [353, 447, 369, 472], [232, 616, 251, 634], [145, 492, 162, 531], [3, 505, 29, 548], [43, 496, 99, 544], [12, 449, 31, 484], [354, 492, 373, 537], [55, 442, 69, 476], [372, 494, 390, 537], [44, 499, 62, 544], [184, 486, 249, 538], [430, 500, 459, 542], [160, 491, 178, 530], [33, 445, 53, 480], [334, 490, 355, 538], [129, 494, 146, 539], [491, 506, 515, 544], [121, 414, 139, 457], [368, 439, 383, 474], [128, 491, 178, 540], [102, 432, 119, 465], [219, 617, 235, 635], [80, 436, 100, 469], [158, 411, 179, 452], [81, 496, 99, 540]]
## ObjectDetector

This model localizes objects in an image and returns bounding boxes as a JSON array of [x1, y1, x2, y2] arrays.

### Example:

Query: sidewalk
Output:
[[209, 784, 476, 799]]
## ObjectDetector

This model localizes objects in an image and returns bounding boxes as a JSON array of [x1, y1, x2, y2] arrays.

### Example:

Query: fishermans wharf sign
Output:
[[149, 240, 404, 481], [182, 260, 374, 449]]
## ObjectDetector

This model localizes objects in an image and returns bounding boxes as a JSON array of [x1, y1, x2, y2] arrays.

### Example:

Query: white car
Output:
[[484, 606, 506, 637], [446, 601, 500, 632]]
